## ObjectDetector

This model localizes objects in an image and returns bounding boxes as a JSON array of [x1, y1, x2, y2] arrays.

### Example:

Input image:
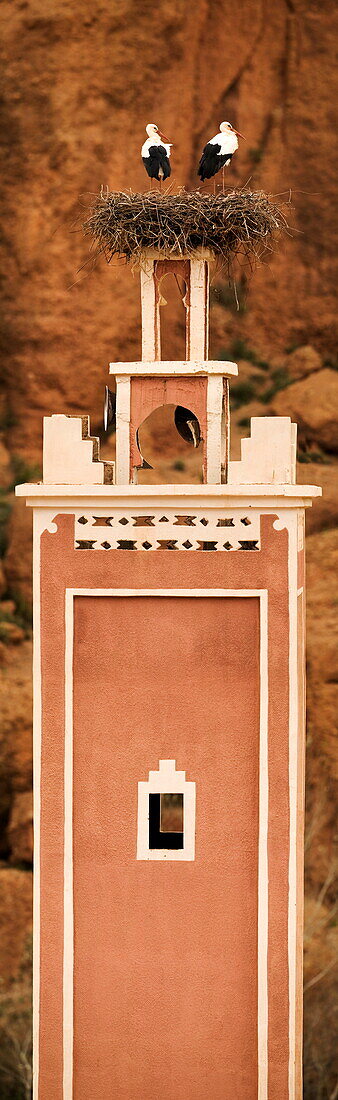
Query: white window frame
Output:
[[137, 759, 196, 861]]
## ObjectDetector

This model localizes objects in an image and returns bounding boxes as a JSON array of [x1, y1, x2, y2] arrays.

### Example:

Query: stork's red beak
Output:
[[158, 130, 171, 144], [233, 129, 245, 139]]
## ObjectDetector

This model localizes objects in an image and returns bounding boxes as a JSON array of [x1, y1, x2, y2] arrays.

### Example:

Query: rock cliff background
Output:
[[0, 0, 337, 1095]]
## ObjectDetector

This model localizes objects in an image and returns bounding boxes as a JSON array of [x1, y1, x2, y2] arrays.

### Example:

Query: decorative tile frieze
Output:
[[74, 508, 261, 551]]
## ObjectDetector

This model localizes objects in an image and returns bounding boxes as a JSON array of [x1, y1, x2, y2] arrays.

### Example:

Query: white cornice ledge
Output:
[[110, 360, 238, 377], [16, 482, 322, 509]]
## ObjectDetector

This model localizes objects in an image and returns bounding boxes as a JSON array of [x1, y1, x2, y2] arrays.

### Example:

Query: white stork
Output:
[[141, 123, 172, 185], [198, 121, 244, 187]]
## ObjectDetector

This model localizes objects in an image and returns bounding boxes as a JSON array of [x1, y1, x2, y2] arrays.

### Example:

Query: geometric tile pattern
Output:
[[74, 508, 261, 551]]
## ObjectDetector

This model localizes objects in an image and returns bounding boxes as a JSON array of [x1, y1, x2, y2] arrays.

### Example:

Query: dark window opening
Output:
[[149, 793, 184, 849], [158, 273, 187, 362], [136, 404, 203, 486]]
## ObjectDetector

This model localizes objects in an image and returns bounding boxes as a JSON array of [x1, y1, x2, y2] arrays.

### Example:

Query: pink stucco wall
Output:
[[72, 594, 259, 1099], [39, 513, 291, 1098]]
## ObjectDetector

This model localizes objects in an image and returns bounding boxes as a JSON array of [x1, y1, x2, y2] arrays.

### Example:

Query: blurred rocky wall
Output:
[[0, 1, 337, 1096]]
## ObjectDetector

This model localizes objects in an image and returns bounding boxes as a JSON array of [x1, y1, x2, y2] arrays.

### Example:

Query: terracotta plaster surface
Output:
[[39, 512, 290, 1099], [73, 594, 259, 1099]]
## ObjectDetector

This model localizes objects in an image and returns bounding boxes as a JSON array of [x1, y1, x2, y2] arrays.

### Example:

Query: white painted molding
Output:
[[206, 375, 223, 483], [109, 359, 238, 377], [32, 509, 63, 1100], [32, 513, 41, 1100], [43, 415, 114, 486], [63, 577, 74, 1100], [274, 509, 304, 1099], [137, 759, 196, 861], [189, 259, 209, 360], [115, 376, 131, 484], [16, 483, 321, 508], [140, 259, 160, 361], [298, 512, 305, 551], [287, 510, 300, 1100], [63, 586, 269, 1100], [229, 417, 297, 486]]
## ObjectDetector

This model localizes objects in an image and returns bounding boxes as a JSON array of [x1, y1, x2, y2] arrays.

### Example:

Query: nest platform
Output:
[[83, 188, 289, 267]]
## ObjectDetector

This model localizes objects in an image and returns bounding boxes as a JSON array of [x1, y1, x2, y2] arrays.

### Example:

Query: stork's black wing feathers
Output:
[[198, 142, 221, 179], [103, 386, 116, 433], [198, 142, 232, 181], [174, 406, 201, 448], [142, 144, 171, 181]]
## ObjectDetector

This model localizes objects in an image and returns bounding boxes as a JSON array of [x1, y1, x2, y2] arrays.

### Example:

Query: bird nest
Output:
[[82, 188, 290, 268]]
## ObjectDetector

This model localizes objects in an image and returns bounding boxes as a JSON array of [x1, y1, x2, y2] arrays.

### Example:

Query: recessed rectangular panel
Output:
[[73, 595, 260, 1100]]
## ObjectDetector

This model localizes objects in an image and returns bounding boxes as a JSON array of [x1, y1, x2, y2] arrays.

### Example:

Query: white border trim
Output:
[[115, 376, 131, 484], [206, 375, 223, 484], [274, 509, 303, 1098], [63, 587, 268, 1100], [258, 586, 269, 1100], [63, 592, 74, 1100], [17, 483, 321, 505], [140, 259, 159, 360], [137, 760, 196, 861], [287, 512, 299, 1098], [109, 360, 237, 377], [32, 513, 41, 1100], [32, 511, 58, 1100], [189, 260, 209, 360]]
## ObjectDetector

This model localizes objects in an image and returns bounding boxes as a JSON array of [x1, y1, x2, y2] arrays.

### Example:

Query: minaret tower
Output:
[[18, 243, 320, 1100]]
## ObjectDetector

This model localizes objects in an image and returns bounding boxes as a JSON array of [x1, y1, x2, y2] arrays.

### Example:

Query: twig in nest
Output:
[[81, 187, 291, 271]]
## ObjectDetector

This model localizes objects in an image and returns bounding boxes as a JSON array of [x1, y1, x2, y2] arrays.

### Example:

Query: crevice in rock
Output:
[[188, 0, 269, 186], [280, 0, 303, 142]]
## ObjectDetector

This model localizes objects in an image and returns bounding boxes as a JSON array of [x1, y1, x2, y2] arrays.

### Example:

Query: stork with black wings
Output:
[[141, 123, 172, 187], [198, 121, 244, 189]]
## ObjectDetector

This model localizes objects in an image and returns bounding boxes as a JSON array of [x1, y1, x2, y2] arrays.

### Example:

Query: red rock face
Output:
[[1, 0, 338, 460], [0, 5, 337, 1094]]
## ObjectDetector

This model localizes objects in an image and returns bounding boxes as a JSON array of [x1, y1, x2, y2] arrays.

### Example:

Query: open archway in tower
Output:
[[157, 272, 188, 361], [136, 404, 203, 485]]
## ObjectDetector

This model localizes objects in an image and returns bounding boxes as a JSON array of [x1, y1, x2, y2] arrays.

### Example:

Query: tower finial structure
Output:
[[16, 197, 321, 1100], [112, 248, 238, 484]]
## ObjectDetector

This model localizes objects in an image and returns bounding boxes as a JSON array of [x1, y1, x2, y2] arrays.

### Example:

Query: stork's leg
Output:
[[213, 177, 216, 196], [222, 166, 225, 191]]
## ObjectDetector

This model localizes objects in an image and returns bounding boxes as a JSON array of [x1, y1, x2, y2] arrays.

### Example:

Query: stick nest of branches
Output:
[[82, 188, 290, 267]]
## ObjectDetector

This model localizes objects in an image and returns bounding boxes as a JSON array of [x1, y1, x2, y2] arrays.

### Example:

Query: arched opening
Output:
[[157, 273, 188, 361], [135, 403, 203, 485]]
